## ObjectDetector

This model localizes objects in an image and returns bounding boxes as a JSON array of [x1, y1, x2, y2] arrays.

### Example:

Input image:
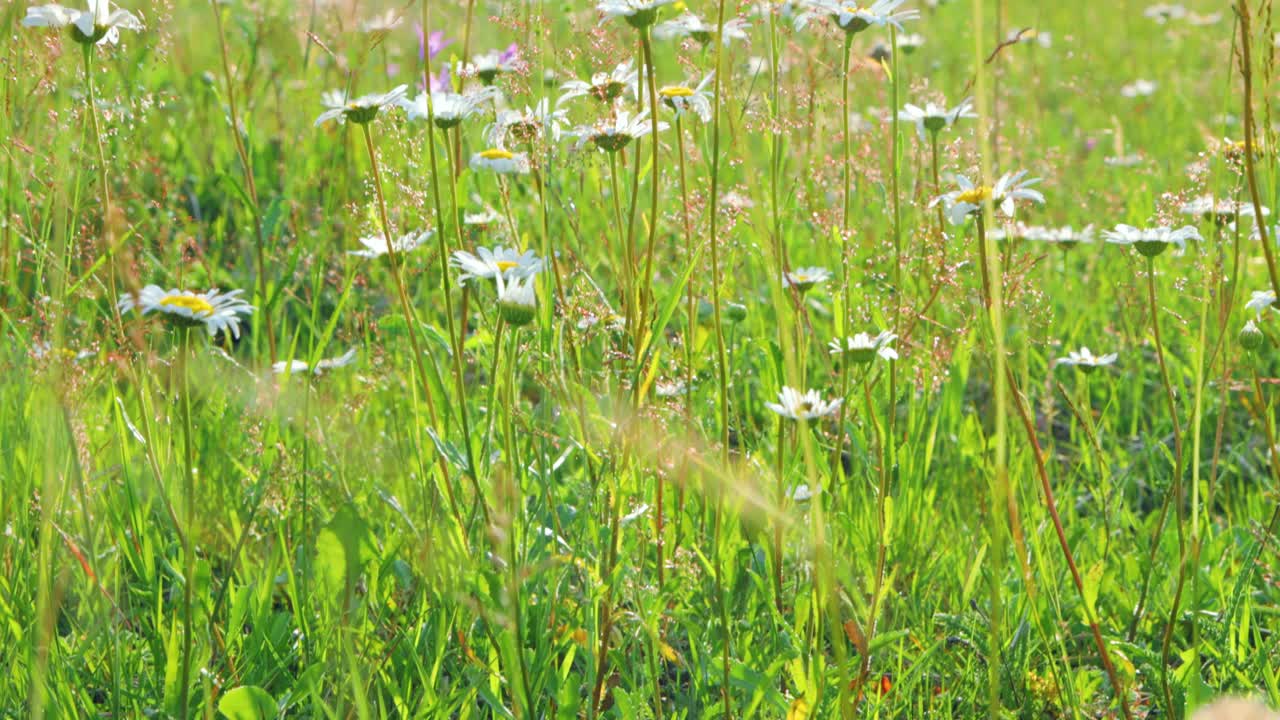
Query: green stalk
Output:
[[177, 328, 197, 720]]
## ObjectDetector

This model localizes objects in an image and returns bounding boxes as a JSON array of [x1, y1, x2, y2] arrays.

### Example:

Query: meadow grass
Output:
[[2, 0, 1280, 717]]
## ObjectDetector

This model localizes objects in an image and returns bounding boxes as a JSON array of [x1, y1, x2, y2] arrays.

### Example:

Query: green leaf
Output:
[[218, 686, 277, 720]]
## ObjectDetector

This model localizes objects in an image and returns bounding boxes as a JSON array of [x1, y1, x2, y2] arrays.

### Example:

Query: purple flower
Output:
[[416, 24, 453, 61], [498, 42, 520, 65]]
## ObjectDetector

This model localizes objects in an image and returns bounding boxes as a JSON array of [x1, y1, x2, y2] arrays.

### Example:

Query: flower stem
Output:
[[177, 329, 197, 720], [81, 46, 125, 342]]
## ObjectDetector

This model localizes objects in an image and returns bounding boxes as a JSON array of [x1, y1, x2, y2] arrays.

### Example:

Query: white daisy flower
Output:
[[400, 87, 498, 130], [653, 13, 751, 45], [781, 266, 831, 292], [829, 331, 898, 364], [898, 97, 976, 140], [487, 99, 569, 145], [1102, 224, 1201, 258], [931, 170, 1045, 226], [1179, 195, 1270, 226], [460, 48, 522, 84], [1055, 346, 1118, 373], [658, 72, 715, 122], [470, 147, 531, 174], [1120, 79, 1157, 98], [1143, 3, 1186, 23], [23, 0, 143, 46], [314, 85, 408, 127], [348, 230, 433, 258], [765, 387, 842, 420], [497, 275, 538, 326], [795, 0, 919, 34], [573, 110, 668, 152], [359, 9, 401, 33], [1246, 289, 1277, 318], [451, 246, 544, 287], [897, 32, 925, 53], [118, 285, 254, 339], [272, 348, 359, 376], [596, 0, 679, 29], [558, 61, 639, 105]]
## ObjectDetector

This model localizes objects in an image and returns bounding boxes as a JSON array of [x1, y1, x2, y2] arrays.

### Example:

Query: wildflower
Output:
[[898, 97, 975, 140], [996, 223, 1094, 247], [596, 0, 679, 29], [782, 266, 831, 293], [1178, 195, 1269, 226], [1240, 319, 1266, 352], [1246, 289, 1277, 318], [573, 110, 667, 153], [1104, 153, 1144, 168], [451, 246, 544, 287], [931, 170, 1045, 226], [1102, 224, 1200, 258], [118, 286, 254, 339], [653, 13, 751, 45], [1120, 79, 1157, 98], [658, 73, 715, 122], [23, 0, 143, 46], [497, 275, 538, 326], [470, 147, 531, 174], [1055, 346, 1118, 373], [829, 331, 898, 364], [416, 26, 453, 61], [314, 85, 408, 126], [1143, 3, 1186, 23], [360, 10, 401, 33], [655, 379, 688, 397], [558, 61, 639, 105], [273, 348, 359, 375], [897, 32, 925, 53], [765, 387, 842, 420], [400, 86, 498, 130], [794, 0, 919, 34], [460, 44, 521, 84], [348, 230, 433, 258], [487, 99, 569, 145]]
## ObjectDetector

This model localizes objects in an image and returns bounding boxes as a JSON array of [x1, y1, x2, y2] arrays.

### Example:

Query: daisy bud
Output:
[[498, 277, 538, 327], [725, 302, 748, 323], [1240, 319, 1266, 352]]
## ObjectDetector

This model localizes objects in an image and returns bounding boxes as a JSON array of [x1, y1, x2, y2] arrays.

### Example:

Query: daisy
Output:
[[470, 147, 531, 174], [1240, 318, 1266, 352], [794, 0, 919, 34], [596, 0, 679, 29], [898, 97, 975, 140], [400, 86, 498, 130], [23, 0, 143, 46], [765, 387, 842, 420], [1120, 79, 1157, 98], [497, 275, 538, 326], [931, 170, 1045, 226], [1178, 195, 1270, 226], [487, 99, 569, 145], [829, 331, 898, 364], [558, 61, 639, 105], [897, 32, 925, 53], [1102, 224, 1201, 258], [1246, 289, 1277, 318], [451, 246, 544, 287], [360, 9, 401, 33], [1143, 3, 1186, 23], [273, 348, 359, 376], [1055, 346, 1118, 373], [118, 286, 254, 339], [658, 73, 715, 122], [573, 110, 668, 153], [653, 13, 751, 45], [782, 266, 831, 293], [314, 85, 407, 126], [461, 44, 522, 84], [348, 230, 433, 258]]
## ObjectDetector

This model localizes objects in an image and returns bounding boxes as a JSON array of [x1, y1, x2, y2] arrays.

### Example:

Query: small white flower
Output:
[[1246, 289, 1277, 318], [558, 61, 640, 105], [1055, 346, 1118, 373], [451, 246, 544, 287], [459, 48, 522, 84], [931, 170, 1045, 226], [400, 87, 498, 130], [898, 97, 975, 140], [118, 285, 254, 339], [23, 0, 143, 46], [359, 9, 401, 33], [658, 72, 716, 122], [1179, 195, 1269, 225], [273, 348, 359, 376], [995, 223, 1094, 246], [596, 0, 679, 29], [1102, 224, 1201, 258], [782, 266, 831, 292], [314, 85, 408, 127], [572, 110, 668, 152], [795, 0, 919, 34], [829, 332, 898, 363], [1143, 3, 1186, 23], [765, 387, 842, 420], [653, 13, 751, 45], [348, 230, 433, 258], [1104, 153, 1144, 168], [487, 99, 569, 145], [497, 275, 538, 326], [470, 147, 531, 174], [1120, 79, 1157, 98], [897, 32, 925, 53]]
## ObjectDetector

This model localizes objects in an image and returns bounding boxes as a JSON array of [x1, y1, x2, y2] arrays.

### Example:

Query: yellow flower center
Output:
[[794, 274, 809, 283], [956, 186, 992, 204], [797, 401, 813, 413], [660, 86, 695, 98], [842, 5, 863, 13], [479, 148, 514, 160], [160, 295, 215, 316], [495, 260, 519, 271]]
